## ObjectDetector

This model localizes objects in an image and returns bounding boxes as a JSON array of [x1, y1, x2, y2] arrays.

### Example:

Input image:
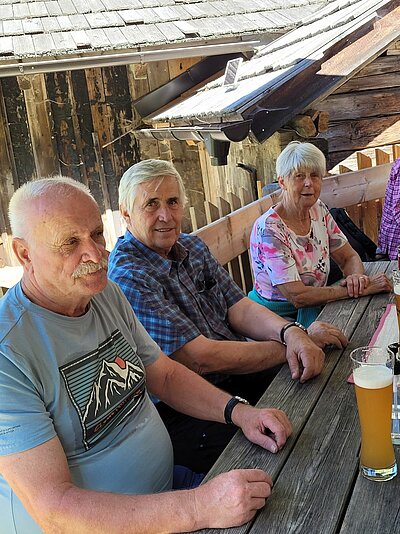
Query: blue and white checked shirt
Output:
[[108, 231, 246, 358]]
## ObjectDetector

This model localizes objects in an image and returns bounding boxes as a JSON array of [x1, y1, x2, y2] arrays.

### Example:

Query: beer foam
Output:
[[394, 283, 400, 296], [353, 365, 392, 389]]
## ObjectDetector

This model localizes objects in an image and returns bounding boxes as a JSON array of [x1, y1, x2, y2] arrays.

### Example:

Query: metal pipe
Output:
[[0, 40, 260, 77]]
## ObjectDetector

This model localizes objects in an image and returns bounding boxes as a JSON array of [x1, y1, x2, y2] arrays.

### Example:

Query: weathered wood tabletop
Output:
[[198, 261, 399, 534]]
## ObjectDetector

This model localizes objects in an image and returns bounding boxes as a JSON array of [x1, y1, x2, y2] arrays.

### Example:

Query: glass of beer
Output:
[[350, 346, 397, 481]]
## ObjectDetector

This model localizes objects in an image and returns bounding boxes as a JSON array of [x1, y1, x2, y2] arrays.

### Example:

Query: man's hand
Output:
[[232, 405, 292, 453], [307, 321, 348, 349], [194, 469, 272, 529], [284, 327, 325, 382]]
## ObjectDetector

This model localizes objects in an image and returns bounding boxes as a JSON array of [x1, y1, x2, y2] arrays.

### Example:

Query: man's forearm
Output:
[[38, 485, 199, 534], [147, 354, 231, 421], [173, 337, 287, 375], [228, 297, 287, 341]]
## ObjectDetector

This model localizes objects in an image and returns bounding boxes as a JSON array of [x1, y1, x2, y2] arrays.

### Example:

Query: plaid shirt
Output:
[[108, 231, 246, 358], [378, 158, 400, 260]]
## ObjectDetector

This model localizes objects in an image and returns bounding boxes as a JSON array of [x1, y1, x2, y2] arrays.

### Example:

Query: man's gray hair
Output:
[[9, 175, 94, 238], [119, 159, 187, 215], [276, 141, 326, 179]]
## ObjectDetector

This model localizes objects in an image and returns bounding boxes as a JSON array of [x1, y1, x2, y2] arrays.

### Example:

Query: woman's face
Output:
[[279, 169, 322, 210]]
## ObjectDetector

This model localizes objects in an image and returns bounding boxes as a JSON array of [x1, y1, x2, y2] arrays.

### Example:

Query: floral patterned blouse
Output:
[[250, 200, 348, 301]]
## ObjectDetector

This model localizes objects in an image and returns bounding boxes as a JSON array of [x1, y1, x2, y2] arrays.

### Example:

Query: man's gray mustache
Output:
[[72, 258, 108, 279]]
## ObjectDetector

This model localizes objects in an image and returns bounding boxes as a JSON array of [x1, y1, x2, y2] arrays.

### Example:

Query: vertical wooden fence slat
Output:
[[239, 186, 257, 292], [189, 206, 206, 231], [239, 187, 253, 208], [393, 144, 400, 160], [356, 152, 379, 243], [373, 149, 388, 238], [217, 197, 241, 284], [228, 192, 253, 292], [204, 200, 219, 224]]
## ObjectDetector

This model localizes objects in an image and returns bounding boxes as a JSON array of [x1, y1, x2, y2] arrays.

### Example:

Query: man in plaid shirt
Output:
[[109, 159, 347, 473]]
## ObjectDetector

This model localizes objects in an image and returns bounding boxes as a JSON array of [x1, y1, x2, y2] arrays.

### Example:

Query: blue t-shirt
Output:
[[0, 281, 173, 534]]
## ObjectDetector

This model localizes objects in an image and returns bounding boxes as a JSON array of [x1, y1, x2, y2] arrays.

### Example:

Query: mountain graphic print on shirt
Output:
[[60, 329, 146, 450]]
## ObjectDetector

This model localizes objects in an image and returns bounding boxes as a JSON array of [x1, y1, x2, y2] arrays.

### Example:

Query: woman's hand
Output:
[[363, 272, 392, 295], [340, 272, 392, 298], [340, 273, 370, 298]]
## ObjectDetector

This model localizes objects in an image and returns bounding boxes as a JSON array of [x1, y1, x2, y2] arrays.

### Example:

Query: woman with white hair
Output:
[[248, 141, 391, 327]]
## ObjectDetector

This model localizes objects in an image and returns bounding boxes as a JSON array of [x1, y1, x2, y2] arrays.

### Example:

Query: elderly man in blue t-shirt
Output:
[[108, 159, 347, 473]]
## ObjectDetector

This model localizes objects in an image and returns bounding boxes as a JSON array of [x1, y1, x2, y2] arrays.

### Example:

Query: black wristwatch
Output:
[[224, 396, 250, 425], [279, 321, 307, 346]]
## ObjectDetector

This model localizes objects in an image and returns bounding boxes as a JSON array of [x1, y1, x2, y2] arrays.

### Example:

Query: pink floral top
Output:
[[250, 200, 348, 301]]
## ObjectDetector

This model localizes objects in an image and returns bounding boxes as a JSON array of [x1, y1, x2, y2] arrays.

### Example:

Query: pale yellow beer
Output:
[[353, 365, 395, 471]]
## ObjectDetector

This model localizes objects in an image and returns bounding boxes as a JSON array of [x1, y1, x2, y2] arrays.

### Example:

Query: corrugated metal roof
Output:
[[0, 0, 329, 63], [152, 0, 395, 124]]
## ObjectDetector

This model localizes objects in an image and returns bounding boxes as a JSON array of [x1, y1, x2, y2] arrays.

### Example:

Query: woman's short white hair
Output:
[[276, 141, 326, 179], [119, 159, 187, 215], [9, 175, 93, 239]]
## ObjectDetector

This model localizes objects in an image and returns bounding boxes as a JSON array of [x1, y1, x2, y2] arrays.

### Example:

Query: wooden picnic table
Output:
[[199, 260, 398, 534]]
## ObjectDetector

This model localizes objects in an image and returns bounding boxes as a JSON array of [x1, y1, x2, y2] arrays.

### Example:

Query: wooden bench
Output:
[[193, 163, 391, 294]]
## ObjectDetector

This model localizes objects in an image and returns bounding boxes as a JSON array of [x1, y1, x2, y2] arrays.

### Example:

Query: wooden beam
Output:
[[346, 55, 400, 78], [316, 111, 329, 133], [320, 163, 391, 209], [318, 88, 400, 121], [333, 71, 400, 94], [287, 114, 317, 137], [325, 114, 400, 152]]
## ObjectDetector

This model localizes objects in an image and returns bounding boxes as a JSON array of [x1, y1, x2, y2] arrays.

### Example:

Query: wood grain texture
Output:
[[198, 261, 395, 534]]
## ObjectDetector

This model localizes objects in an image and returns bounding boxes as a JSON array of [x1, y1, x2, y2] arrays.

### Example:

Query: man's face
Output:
[[22, 190, 108, 314], [126, 176, 184, 257]]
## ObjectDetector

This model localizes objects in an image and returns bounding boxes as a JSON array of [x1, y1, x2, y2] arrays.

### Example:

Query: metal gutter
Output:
[[0, 41, 260, 78], [133, 122, 252, 143]]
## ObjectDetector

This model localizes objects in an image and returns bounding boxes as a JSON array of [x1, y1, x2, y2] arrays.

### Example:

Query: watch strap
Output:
[[279, 321, 307, 345], [224, 396, 250, 425]]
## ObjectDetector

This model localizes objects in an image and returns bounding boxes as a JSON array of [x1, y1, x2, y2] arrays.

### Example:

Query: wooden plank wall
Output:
[[0, 57, 205, 266], [318, 46, 400, 169]]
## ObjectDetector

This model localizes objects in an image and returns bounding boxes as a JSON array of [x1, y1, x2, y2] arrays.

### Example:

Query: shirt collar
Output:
[[124, 230, 189, 273]]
